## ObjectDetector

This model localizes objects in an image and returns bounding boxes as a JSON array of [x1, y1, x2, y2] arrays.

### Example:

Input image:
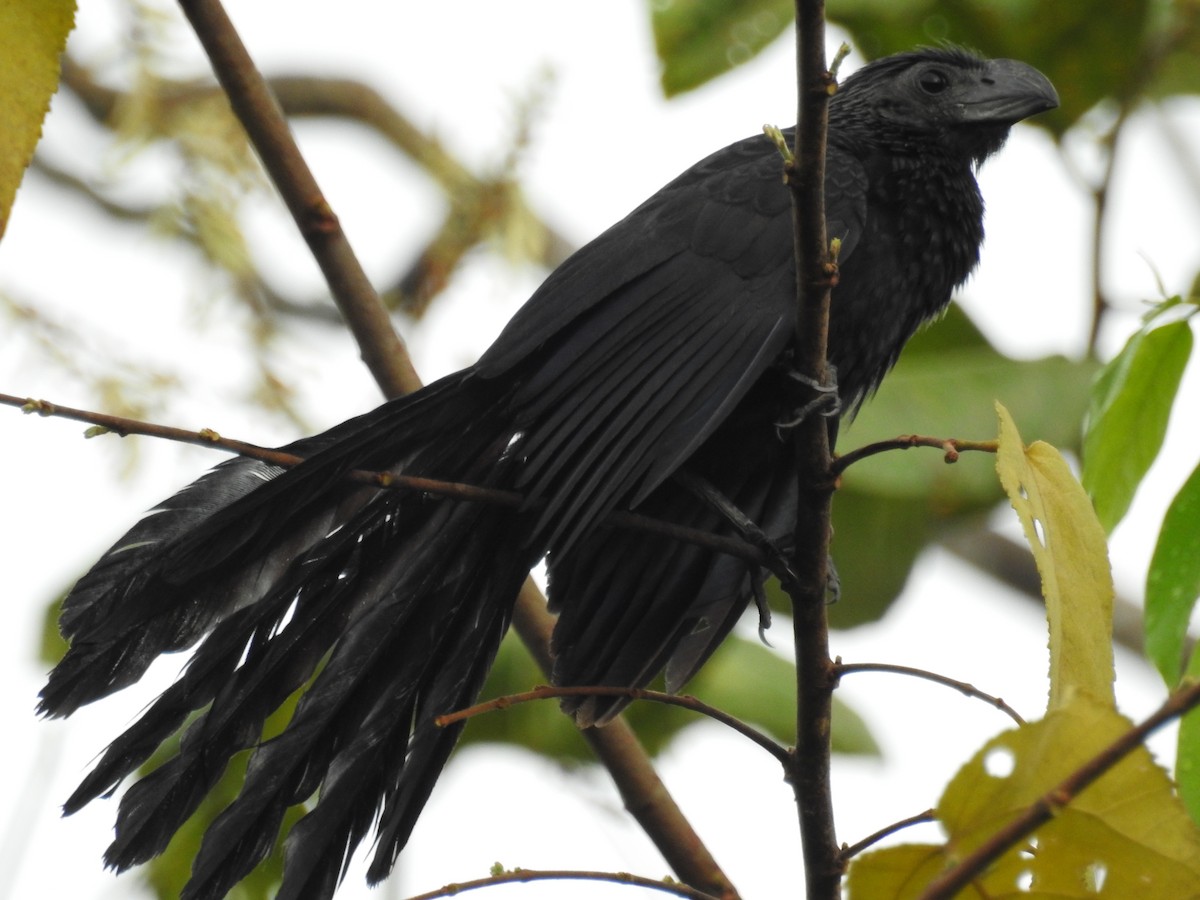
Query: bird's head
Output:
[[836, 47, 1059, 165]]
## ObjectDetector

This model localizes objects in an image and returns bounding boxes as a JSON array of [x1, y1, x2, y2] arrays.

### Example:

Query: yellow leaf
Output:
[[0, 0, 77, 238], [995, 403, 1115, 710], [850, 701, 1200, 897]]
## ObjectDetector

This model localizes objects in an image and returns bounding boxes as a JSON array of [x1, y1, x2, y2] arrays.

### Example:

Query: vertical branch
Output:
[[176, 2, 738, 895], [785, 3, 842, 898]]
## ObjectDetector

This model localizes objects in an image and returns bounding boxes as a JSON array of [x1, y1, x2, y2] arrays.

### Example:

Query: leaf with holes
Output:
[[847, 701, 1200, 897]]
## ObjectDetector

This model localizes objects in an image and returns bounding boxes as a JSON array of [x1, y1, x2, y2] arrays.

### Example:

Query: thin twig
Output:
[[437, 686, 790, 766], [832, 435, 997, 475], [167, 6, 740, 895], [1086, 105, 1130, 355], [1, 391, 770, 570], [784, 4, 842, 898], [402, 868, 721, 900], [839, 809, 935, 861], [918, 678, 1200, 899], [836, 662, 1026, 726]]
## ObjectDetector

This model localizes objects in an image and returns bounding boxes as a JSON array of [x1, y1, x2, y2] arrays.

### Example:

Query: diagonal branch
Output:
[[178, 0, 419, 399], [173, 2, 738, 897]]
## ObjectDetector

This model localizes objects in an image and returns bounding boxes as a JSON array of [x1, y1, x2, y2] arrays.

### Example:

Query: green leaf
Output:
[[1177, 646, 1200, 826], [650, 0, 794, 96], [1143, 4, 1200, 99], [1082, 319, 1193, 533], [1146, 460, 1200, 685], [39, 593, 68, 666]]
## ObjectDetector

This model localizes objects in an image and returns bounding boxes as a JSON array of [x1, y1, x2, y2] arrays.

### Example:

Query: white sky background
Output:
[[1, 1, 1198, 898]]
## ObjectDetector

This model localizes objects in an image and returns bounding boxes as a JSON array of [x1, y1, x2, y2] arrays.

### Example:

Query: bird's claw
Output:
[[776, 364, 840, 429], [825, 555, 841, 605]]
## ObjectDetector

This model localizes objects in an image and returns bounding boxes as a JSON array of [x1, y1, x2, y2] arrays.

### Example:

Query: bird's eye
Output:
[[918, 69, 950, 94]]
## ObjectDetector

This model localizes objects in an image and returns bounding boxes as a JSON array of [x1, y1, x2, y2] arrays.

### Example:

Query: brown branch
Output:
[[918, 678, 1200, 899], [783, 5, 841, 898], [170, 4, 738, 897], [437, 686, 790, 767], [840, 809, 936, 862], [402, 868, 721, 900], [177, 0, 420, 398], [835, 662, 1026, 727], [832, 435, 998, 475]]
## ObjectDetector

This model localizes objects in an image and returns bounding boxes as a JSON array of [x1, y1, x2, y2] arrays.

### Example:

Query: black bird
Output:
[[39, 48, 1057, 899]]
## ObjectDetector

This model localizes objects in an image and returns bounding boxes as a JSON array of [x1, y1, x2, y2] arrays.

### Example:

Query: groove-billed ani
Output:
[[39, 48, 1056, 899]]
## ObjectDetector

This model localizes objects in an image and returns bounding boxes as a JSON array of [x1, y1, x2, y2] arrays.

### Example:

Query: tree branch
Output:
[[437, 685, 790, 767], [832, 435, 997, 475], [839, 809, 935, 862], [783, 4, 841, 898], [835, 662, 1026, 726], [177, 0, 420, 398], [401, 867, 722, 900], [172, 2, 737, 896]]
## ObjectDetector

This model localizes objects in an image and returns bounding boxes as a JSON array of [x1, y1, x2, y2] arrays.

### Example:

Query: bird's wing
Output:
[[476, 133, 868, 553]]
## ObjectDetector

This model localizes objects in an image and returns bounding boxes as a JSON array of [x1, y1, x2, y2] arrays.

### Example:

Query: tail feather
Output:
[[44, 309, 795, 895], [39, 376, 473, 718], [181, 502, 527, 900]]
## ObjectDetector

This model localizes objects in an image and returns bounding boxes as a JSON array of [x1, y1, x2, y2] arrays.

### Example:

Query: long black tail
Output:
[[39, 372, 536, 899]]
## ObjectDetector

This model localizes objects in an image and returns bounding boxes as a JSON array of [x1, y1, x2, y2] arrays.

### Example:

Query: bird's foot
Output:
[[776, 364, 840, 430], [674, 471, 799, 589], [825, 555, 841, 604]]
